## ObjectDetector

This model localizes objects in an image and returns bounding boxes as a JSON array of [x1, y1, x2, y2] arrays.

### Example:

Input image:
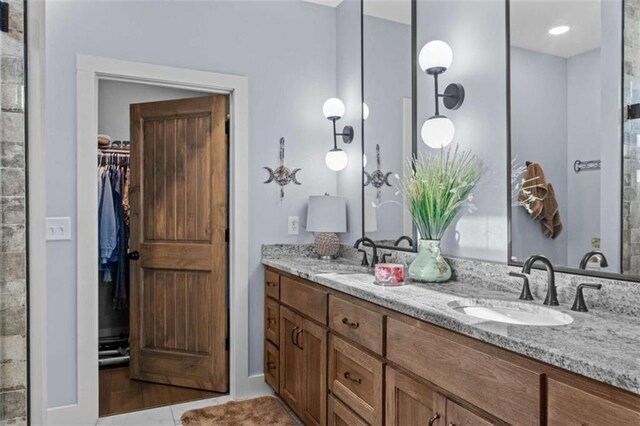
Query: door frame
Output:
[[32, 53, 259, 425]]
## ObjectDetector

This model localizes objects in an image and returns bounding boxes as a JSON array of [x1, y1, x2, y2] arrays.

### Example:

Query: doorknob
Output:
[[128, 251, 140, 260]]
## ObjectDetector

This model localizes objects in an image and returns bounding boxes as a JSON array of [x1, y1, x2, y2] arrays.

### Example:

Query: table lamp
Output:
[[306, 195, 347, 259]]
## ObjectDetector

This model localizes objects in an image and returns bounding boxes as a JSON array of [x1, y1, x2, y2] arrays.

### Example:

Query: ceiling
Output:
[[304, 0, 412, 25], [510, 0, 601, 58]]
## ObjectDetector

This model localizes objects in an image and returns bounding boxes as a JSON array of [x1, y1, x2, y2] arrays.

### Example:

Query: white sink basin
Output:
[[448, 299, 574, 326]]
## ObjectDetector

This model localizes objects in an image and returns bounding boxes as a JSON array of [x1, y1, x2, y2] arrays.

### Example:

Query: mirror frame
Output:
[[360, 0, 418, 254], [504, 0, 635, 282]]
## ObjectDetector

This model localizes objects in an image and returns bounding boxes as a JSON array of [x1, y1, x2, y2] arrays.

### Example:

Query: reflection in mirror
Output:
[[508, 0, 624, 275], [362, 0, 414, 248]]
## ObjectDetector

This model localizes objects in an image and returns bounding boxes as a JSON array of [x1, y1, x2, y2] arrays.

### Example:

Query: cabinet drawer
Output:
[[264, 340, 279, 392], [387, 317, 542, 426], [265, 269, 280, 300], [548, 378, 640, 425], [265, 297, 279, 346], [446, 399, 493, 426], [329, 295, 384, 355], [328, 394, 369, 426], [280, 276, 327, 325], [329, 335, 383, 426]]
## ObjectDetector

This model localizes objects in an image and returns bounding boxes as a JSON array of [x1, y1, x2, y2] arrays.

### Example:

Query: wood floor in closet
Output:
[[99, 365, 224, 417]]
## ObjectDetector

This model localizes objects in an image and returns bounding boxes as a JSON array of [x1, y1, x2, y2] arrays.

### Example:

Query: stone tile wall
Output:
[[0, 0, 28, 424]]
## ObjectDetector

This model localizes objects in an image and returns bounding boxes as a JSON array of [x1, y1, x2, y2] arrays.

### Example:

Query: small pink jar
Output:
[[374, 263, 405, 286]]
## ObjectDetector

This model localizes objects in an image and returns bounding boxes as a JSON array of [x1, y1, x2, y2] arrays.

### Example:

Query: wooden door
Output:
[[386, 367, 445, 426], [279, 306, 304, 414], [129, 95, 228, 392], [300, 318, 327, 426]]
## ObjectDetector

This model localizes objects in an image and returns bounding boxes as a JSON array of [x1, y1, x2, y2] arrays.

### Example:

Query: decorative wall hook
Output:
[[364, 144, 393, 200], [264, 137, 302, 200]]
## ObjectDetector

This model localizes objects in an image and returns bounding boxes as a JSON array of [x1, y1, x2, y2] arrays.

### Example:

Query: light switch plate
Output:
[[288, 216, 299, 235], [46, 217, 71, 241]]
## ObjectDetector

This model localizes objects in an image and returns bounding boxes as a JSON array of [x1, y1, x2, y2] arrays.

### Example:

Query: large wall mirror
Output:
[[362, 0, 415, 250], [507, 0, 635, 279]]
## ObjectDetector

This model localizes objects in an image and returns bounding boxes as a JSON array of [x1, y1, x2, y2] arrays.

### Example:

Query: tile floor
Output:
[[96, 394, 302, 426]]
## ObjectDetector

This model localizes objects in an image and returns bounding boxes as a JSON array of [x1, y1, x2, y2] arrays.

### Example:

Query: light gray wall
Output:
[[601, 0, 623, 273], [363, 14, 411, 240], [45, 0, 346, 407], [567, 49, 602, 268], [416, 0, 508, 262], [510, 47, 569, 265]]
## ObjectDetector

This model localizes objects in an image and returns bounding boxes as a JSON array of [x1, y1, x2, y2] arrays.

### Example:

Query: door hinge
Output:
[[225, 336, 229, 351], [225, 228, 229, 242], [225, 119, 230, 135]]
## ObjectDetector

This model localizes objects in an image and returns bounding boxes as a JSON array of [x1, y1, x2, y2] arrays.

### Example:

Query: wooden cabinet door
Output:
[[386, 366, 445, 426], [129, 95, 228, 392], [301, 318, 328, 426], [279, 306, 303, 414], [446, 399, 495, 426]]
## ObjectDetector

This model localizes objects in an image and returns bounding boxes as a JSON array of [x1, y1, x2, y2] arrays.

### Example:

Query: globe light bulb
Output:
[[419, 40, 453, 74], [421, 116, 455, 148], [323, 98, 346, 120], [363, 102, 370, 120], [325, 148, 348, 171]]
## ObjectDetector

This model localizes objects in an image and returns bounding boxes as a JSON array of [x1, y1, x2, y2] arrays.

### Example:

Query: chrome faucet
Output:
[[521, 254, 559, 306], [578, 250, 608, 270], [394, 235, 414, 248], [354, 237, 379, 267]]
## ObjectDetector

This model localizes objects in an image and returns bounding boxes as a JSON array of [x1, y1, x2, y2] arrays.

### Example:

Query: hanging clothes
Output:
[[97, 150, 131, 310]]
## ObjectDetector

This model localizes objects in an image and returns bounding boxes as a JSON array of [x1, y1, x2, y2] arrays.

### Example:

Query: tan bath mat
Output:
[[181, 396, 298, 426]]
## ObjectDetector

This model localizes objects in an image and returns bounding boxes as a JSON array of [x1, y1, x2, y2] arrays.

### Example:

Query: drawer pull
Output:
[[291, 327, 299, 345], [341, 317, 360, 329], [267, 317, 277, 324], [266, 362, 276, 371], [343, 371, 362, 384], [447, 423, 455, 426], [428, 413, 440, 426], [294, 328, 304, 349], [266, 281, 277, 287]]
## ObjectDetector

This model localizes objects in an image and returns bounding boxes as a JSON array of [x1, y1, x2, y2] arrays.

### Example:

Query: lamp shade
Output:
[[421, 115, 455, 148], [419, 40, 453, 73], [306, 195, 347, 233], [325, 148, 349, 171], [364, 195, 378, 233], [323, 98, 346, 119]]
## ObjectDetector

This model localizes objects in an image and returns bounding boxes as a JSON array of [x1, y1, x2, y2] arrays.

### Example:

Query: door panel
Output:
[[386, 366, 445, 426], [279, 306, 303, 414], [301, 318, 327, 426], [130, 95, 228, 392]]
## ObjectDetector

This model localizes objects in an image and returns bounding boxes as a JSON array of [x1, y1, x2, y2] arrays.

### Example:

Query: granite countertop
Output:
[[262, 256, 640, 395]]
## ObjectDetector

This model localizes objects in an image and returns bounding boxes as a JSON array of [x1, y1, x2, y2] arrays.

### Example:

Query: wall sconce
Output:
[[419, 40, 465, 149], [323, 98, 354, 171]]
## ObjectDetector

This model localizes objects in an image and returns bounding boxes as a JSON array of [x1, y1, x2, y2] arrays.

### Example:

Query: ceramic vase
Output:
[[408, 240, 452, 283]]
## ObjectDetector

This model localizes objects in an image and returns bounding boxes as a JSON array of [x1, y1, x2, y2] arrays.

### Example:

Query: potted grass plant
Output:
[[403, 147, 483, 282]]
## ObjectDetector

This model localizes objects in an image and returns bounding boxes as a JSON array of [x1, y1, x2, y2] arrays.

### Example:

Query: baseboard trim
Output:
[[243, 374, 273, 399]]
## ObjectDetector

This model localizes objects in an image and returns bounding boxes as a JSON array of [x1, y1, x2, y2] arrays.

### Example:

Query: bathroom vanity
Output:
[[262, 256, 640, 425]]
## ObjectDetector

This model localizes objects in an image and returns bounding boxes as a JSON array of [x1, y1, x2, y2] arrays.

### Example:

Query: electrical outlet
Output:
[[288, 216, 300, 235], [46, 217, 71, 241]]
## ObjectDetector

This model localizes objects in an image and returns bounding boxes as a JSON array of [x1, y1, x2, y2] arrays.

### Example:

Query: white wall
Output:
[[416, 0, 508, 262], [45, 0, 352, 407], [510, 47, 569, 265]]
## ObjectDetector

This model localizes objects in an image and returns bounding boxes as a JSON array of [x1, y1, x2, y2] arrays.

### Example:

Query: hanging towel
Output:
[[541, 183, 563, 239], [519, 162, 548, 220]]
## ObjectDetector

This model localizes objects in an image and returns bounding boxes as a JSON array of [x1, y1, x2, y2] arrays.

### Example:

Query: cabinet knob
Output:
[[343, 371, 362, 384], [341, 317, 360, 329], [428, 413, 440, 426], [266, 281, 277, 287], [267, 317, 277, 324]]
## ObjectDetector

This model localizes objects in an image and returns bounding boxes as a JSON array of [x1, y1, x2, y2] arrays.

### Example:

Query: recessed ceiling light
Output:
[[548, 25, 570, 35]]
